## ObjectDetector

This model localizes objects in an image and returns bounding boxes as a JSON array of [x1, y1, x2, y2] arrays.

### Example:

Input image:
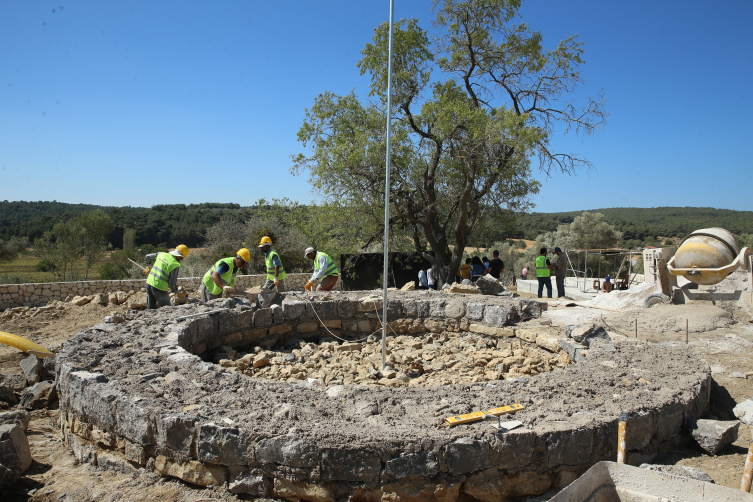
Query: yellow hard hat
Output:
[[176, 244, 189, 258], [237, 248, 251, 263], [258, 236, 272, 248]]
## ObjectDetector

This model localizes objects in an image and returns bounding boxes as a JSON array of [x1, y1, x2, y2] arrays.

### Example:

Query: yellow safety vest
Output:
[[202, 257, 239, 295], [535, 255, 550, 278], [265, 249, 286, 281], [314, 251, 338, 277], [146, 252, 180, 291]]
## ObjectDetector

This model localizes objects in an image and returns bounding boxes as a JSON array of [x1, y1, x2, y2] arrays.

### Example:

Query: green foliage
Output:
[[0, 236, 29, 263], [0, 273, 28, 284], [123, 228, 136, 251], [292, 1, 605, 286], [75, 210, 114, 279], [35, 259, 55, 273], [98, 262, 121, 280], [664, 238, 674, 246]]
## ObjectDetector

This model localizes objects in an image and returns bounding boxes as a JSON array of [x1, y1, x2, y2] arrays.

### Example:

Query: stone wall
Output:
[[0, 273, 325, 311], [55, 293, 711, 501]]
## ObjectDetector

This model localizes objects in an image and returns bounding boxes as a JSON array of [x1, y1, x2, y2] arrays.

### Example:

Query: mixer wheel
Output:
[[644, 293, 670, 308]]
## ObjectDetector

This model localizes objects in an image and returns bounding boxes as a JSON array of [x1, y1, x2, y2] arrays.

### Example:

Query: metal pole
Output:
[[381, 0, 395, 372]]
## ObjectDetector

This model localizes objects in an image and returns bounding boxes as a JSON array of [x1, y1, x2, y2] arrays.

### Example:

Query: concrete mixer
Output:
[[666, 227, 752, 286]]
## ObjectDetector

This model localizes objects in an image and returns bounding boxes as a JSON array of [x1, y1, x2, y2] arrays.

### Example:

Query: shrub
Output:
[[0, 273, 27, 284], [35, 259, 56, 272]]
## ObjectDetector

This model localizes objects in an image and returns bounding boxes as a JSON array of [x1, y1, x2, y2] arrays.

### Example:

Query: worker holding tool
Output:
[[258, 236, 285, 292], [303, 247, 339, 291], [145, 245, 189, 309], [535, 247, 553, 299], [200, 248, 250, 302]]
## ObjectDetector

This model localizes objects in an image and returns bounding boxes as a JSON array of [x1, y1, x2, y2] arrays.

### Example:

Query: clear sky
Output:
[[1, 0, 751, 212]]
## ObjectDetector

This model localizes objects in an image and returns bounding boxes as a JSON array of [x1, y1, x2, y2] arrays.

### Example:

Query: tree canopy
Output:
[[292, 0, 607, 286]]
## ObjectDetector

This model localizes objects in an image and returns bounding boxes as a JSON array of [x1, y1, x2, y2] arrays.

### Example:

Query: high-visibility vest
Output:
[[535, 255, 550, 278], [265, 249, 287, 281], [202, 257, 239, 295], [146, 252, 180, 291], [314, 251, 338, 277]]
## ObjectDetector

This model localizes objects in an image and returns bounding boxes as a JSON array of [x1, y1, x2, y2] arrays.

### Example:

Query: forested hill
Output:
[[3, 201, 753, 248], [512, 207, 753, 241]]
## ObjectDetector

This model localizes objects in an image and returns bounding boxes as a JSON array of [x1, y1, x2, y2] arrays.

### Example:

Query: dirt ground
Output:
[[2, 292, 753, 500]]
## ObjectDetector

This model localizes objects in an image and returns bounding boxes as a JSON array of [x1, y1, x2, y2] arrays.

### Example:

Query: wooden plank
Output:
[[444, 404, 524, 426]]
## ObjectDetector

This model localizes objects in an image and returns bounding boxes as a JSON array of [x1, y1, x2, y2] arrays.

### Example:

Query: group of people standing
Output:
[[417, 249, 506, 290], [534, 247, 568, 299], [144, 237, 340, 309]]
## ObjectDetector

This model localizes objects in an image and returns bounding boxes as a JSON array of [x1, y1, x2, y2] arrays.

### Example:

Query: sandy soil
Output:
[[3, 289, 753, 500]]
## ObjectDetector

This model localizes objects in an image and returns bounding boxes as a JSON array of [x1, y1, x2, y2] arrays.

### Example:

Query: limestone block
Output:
[[655, 401, 683, 441], [198, 423, 251, 465], [269, 324, 292, 335], [424, 319, 445, 333], [321, 448, 381, 482], [256, 434, 318, 468], [733, 399, 753, 426], [468, 324, 515, 338], [559, 339, 586, 363], [536, 333, 565, 353], [157, 414, 197, 457], [475, 275, 501, 295], [427, 299, 445, 318], [42, 289, 53, 297], [82, 382, 121, 431], [490, 429, 535, 470], [484, 304, 517, 327], [297, 322, 319, 334], [447, 284, 481, 295], [218, 311, 235, 336], [125, 441, 147, 465], [516, 328, 539, 343], [229, 468, 269, 496], [583, 327, 611, 348], [154, 455, 226, 486], [7, 285, 18, 293], [381, 479, 461, 502], [320, 320, 341, 329], [445, 437, 490, 475], [20, 354, 42, 385], [310, 301, 335, 319], [282, 301, 306, 321], [336, 299, 354, 318], [547, 427, 593, 467], [225, 332, 243, 344], [0, 410, 30, 432], [272, 305, 285, 324], [253, 309, 273, 328], [443, 301, 466, 319], [66, 371, 108, 414], [356, 297, 382, 313], [415, 300, 429, 318], [357, 320, 372, 332], [625, 410, 657, 451], [401, 281, 415, 291], [71, 296, 90, 306], [243, 328, 267, 341], [342, 321, 358, 332], [92, 293, 109, 305], [385, 451, 439, 479], [0, 423, 32, 475], [116, 396, 155, 445], [273, 478, 336, 502], [387, 300, 401, 319], [50, 284, 61, 291], [465, 303, 484, 321], [402, 300, 417, 317], [690, 419, 740, 455]]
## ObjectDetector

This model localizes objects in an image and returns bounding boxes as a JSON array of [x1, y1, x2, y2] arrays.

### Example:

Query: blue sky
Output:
[[1, 0, 751, 212]]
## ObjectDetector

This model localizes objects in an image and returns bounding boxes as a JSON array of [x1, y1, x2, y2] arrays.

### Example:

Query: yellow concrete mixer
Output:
[[666, 227, 752, 286]]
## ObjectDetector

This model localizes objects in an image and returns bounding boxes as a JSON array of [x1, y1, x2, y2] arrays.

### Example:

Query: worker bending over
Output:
[[304, 247, 339, 291], [200, 248, 250, 302], [258, 236, 285, 292], [145, 245, 189, 309]]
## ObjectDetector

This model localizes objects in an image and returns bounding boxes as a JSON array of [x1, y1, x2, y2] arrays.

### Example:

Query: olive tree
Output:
[[293, 0, 607, 287]]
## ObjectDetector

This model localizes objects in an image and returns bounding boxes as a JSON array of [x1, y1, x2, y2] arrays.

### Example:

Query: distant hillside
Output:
[[511, 207, 753, 242]]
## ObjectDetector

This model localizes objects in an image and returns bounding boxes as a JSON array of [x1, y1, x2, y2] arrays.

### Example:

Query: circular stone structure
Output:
[[55, 291, 711, 501]]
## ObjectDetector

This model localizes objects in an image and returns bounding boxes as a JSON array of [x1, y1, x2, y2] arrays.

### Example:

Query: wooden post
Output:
[[686, 319, 689, 344], [617, 411, 628, 464], [634, 319, 637, 339], [741, 441, 753, 492]]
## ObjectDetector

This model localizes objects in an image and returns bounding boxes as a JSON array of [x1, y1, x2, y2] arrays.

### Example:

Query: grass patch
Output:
[[0, 253, 113, 283]]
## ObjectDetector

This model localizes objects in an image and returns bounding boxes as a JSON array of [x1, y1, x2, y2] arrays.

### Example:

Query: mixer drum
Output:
[[669, 228, 742, 285]]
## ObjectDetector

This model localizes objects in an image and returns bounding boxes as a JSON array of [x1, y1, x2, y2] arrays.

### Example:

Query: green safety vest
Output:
[[265, 249, 286, 281], [535, 255, 550, 278], [202, 257, 239, 296], [314, 251, 339, 277], [146, 252, 180, 291]]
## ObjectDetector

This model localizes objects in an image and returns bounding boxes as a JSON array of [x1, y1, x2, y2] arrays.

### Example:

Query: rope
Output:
[[298, 296, 397, 344]]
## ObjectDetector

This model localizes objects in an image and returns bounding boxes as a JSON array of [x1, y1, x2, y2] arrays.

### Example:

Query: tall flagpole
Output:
[[381, 0, 395, 372]]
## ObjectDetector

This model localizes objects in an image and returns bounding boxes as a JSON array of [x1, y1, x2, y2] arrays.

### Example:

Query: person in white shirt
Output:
[[418, 267, 429, 289], [427, 266, 436, 290]]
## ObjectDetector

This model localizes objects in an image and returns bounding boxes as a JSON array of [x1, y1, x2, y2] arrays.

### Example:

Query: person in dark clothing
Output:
[[488, 250, 505, 279], [470, 256, 485, 282]]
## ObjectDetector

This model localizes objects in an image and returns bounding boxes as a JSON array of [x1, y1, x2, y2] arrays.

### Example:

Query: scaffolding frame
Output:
[[564, 248, 643, 293]]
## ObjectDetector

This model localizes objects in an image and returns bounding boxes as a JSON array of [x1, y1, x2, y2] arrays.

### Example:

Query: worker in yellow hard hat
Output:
[[304, 247, 339, 291], [258, 236, 285, 292], [200, 248, 250, 302], [145, 244, 189, 309]]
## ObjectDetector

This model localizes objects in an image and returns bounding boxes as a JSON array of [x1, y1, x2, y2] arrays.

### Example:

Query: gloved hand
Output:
[[304, 281, 313, 291], [144, 267, 151, 276], [223, 286, 234, 295], [274, 280, 280, 286]]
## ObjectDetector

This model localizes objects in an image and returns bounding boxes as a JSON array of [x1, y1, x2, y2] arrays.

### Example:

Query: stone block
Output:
[[625, 410, 657, 451], [297, 322, 319, 334], [464, 469, 552, 501], [125, 441, 147, 465], [243, 327, 267, 341], [569, 324, 595, 343], [229, 468, 269, 496], [424, 319, 445, 332], [310, 301, 336, 319], [253, 309, 273, 328], [282, 301, 306, 321], [193, 315, 215, 343], [468, 324, 515, 338], [733, 399, 753, 426], [484, 304, 516, 327], [516, 328, 539, 343], [116, 396, 155, 445], [198, 423, 251, 465], [429, 299, 446, 317], [517, 299, 543, 318], [273, 478, 337, 502], [444, 301, 466, 319], [320, 320, 341, 329], [385, 451, 439, 479], [82, 382, 121, 431], [272, 305, 285, 324], [157, 414, 197, 457], [475, 275, 501, 295], [690, 419, 740, 455], [356, 298, 382, 312], [490, 429, 535, 469], [583, 327, 611, 348], [357, 320, 372, 332], [321, 448, 381, 482], [20, 355, 42, 385], [465, 302, 484, 321], [269, 324, 292, 335], [415, 300, 429, 318], [225, 332, 243, 344], [0, 423, 31, 476], [547, 428, 593, 467], [336, 299, 354, 318], [559, 339, 586, 363], [235, 310, 255, 330], [447, 284, 481, 295], [536, 333, 565, 353], [0, 410, 30, 432], [155, 455, 227, 486], [445, 437, 490, 475], [21, 381, 56, 410], [655, 401, 683, 441], [256, 434, 318, 468], [386, 300, 401, 319], [402, 300, 417, 317]]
